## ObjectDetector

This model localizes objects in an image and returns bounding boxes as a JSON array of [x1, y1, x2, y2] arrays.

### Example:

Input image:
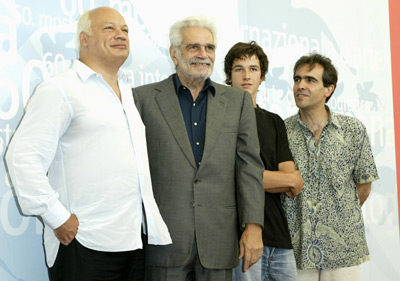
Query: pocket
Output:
[[223, 203, 237, 209]]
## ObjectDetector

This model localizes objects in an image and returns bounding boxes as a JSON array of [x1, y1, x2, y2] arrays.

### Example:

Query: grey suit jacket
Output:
[[132, 75, 264, 269]]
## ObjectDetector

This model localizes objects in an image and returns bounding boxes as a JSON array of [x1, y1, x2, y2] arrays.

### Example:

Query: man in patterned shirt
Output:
[[283, 53, 379, 281]]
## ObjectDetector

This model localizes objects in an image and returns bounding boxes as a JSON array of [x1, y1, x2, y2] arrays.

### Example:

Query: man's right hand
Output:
[[286, 170, 304, 198], [54, 214, 79, 246]]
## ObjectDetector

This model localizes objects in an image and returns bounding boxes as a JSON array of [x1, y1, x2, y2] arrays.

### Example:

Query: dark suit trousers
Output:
[[145, 239, 232, 281], [48, 238, 145, 281]]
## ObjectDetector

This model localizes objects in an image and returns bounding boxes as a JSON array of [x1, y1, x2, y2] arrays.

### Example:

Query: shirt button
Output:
[[313, 227, 316, 232], [314, 202, 318, 206], [193, 103, 196, 107], [196, 142, 200, 146], [194, 122, 198, 126], [198, 162, 201, 166]]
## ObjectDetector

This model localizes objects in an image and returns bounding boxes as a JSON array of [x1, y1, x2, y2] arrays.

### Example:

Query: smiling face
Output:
[[293, 63, 334, 112], [80, 7, 129, 67], [170, 26, 215, 83], [229, 55, 264, 98]]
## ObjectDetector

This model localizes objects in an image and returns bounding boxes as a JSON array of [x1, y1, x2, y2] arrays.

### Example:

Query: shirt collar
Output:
[[173, 73, 216, 96], [72, 59, 127, 82], [295, 105, 340, 130]]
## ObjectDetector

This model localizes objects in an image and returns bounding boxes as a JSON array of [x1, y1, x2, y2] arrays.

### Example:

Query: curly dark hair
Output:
[[224, 41, 269, 85]]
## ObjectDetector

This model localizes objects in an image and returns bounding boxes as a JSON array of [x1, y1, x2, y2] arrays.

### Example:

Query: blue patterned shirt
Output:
[[283, 108, 379, 269]]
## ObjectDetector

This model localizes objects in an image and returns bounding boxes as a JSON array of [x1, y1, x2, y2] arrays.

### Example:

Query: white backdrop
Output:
[[0, 0, 398, 280]]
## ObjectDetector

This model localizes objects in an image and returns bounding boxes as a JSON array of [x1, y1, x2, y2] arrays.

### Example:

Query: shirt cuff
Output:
[[41, 200, 71, 229]]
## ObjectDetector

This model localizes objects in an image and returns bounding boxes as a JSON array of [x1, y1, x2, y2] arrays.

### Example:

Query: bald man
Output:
[[5, 7, 171, 281]]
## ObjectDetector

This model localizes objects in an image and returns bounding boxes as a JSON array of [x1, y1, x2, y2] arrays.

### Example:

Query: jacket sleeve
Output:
[[235, 91, 265, 228]]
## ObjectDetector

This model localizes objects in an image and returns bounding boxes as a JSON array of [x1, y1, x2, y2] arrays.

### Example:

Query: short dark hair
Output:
[[294, 53, 338, 102], [224, 41, 269, 85]]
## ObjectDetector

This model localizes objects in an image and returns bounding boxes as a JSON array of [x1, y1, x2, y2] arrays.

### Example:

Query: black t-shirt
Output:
[[255, 105, 293, 249]]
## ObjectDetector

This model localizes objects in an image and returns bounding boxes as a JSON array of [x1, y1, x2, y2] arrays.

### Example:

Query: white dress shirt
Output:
[[6, 60, 171, 267]]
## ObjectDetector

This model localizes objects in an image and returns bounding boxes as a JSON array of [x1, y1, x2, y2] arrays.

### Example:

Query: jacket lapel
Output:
[[154, 77, 197, 169], [200, 84, 227, 168]]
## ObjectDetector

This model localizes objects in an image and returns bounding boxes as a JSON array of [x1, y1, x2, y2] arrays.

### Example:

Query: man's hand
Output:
[[357, 182, 372, 206], [286, 170, 304, 198], [239, 223, 263, 272], [54, 214, 79, 246]]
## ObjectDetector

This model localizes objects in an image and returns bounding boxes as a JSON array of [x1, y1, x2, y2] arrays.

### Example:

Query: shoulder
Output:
[[284, 114, 298, 127], [331, 112, 367, 132], [40, 68, 77, 86], [32, 68, 78, 100], [133, 75, 174, 93], [212, 81, 245, 97], [211, 81, 253, 110], [256, 107, 284, 125]]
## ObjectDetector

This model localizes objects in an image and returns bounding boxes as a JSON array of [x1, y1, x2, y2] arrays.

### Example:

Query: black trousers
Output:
[[48, 239, 145, 281], [145, 239, 232, 281]]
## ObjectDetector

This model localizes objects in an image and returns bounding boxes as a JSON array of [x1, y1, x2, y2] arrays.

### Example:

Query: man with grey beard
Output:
[[132, 16, 265, 281]]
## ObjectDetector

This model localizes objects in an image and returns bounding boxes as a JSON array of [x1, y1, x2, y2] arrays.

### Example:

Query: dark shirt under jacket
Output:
[[255, 105, 293, 249], [173, 74, 215, 168]]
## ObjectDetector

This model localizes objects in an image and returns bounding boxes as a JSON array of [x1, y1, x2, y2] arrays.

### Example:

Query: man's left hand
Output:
[[239, 223, 263, 272]]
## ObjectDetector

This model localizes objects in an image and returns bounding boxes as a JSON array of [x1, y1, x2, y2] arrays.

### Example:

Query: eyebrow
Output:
[[184, 43, 215, 48], [105, 22, 128, 28], [294, 75, 318, 81], [232, 64, 260, 68]]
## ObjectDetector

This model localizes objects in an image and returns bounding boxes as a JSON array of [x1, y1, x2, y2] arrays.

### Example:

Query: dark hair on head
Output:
[[224, 41, 269, 85], [294, 53, 338, 102]]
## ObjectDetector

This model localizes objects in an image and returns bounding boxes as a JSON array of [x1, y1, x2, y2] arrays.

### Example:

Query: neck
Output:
[[252, 93, 257, 108], [80, 58, 122, 101], [299, 106, 329, 141], [250, 92, 257, 108], [82, 57, 120, 74], [177, 72, 207, 101]]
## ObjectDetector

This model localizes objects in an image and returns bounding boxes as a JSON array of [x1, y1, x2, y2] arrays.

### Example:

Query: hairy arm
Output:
[[263, 161, 304, 198]]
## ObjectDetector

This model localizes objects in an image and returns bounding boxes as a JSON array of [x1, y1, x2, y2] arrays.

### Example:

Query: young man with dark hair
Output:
[[225, 41, 304, 281]]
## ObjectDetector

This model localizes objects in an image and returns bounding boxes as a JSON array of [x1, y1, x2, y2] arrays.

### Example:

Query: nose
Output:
[[115, 29, 128, 40], [197, 46, 207, 58], [243, 69, 250, 80], [297, 78, 306, 89]]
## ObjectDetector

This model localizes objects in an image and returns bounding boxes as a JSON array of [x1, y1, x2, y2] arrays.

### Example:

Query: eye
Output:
[[205, 45, 215, 52], [186, 44, 199, 51], [250, 67, 259, 72], [294, 77, 300, 83]]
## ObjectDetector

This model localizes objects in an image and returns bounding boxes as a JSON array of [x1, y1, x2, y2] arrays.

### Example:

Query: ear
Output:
[[80, 32, 89, 48], [325, 84, 335, 99], [169, 45, 178, 65]]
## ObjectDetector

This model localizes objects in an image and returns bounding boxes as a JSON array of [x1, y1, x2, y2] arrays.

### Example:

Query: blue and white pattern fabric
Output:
[[283, 107, 379, 269]]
